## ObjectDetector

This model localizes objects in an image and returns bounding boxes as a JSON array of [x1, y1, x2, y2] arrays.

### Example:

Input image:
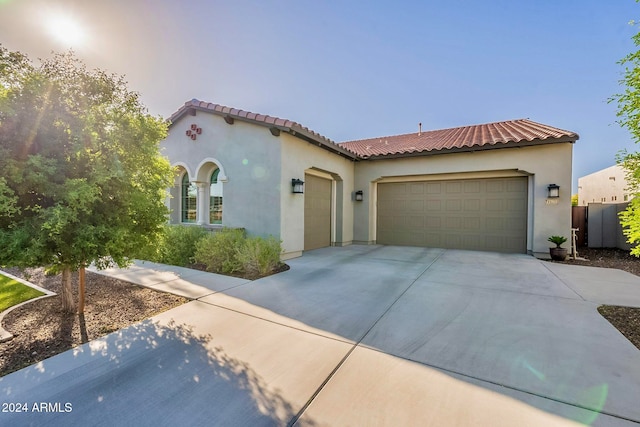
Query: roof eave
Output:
[[168, 104, 206, 124], [169, 102, 360, 161], [362, 137, 578, 160], [287, 128, 359, 161]]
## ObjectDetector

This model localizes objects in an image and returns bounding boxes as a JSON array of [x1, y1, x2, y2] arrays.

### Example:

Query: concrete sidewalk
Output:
[[2, 247, 640, 426]]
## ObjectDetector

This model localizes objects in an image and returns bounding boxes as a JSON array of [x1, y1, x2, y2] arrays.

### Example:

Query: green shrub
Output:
[[141, 225, 209, 266], [238, 236, 282, 277], [194, 228, 246, 274], [194, 229, 283, 278]]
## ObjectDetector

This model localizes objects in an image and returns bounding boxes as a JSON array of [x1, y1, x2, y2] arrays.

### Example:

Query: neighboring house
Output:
[[577, 164, 633, 206], [160, 99, 579, 259]]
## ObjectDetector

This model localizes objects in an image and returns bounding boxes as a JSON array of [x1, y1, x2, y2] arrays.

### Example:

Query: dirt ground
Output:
[[1, 248, 640, 377], [0, 267, 188, 377], [552, 247, 640, 351]]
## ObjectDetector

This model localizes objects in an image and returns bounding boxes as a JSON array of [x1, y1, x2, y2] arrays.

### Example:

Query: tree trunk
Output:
[[78, 266, 86, 314], [61, 267, 75, 313]]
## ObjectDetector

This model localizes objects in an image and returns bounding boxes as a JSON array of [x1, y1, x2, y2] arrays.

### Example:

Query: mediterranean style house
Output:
[[161, 99, 579, 259]]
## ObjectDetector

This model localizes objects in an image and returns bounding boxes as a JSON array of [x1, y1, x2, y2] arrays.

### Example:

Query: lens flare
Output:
[[45, 12, 87, 47]]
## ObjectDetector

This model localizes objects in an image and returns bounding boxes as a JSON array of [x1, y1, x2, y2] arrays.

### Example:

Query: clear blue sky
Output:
[[1, 0, 638, 191]]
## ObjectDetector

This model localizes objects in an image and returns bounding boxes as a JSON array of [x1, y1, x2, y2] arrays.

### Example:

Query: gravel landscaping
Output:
[[0, 267, 188, 377]]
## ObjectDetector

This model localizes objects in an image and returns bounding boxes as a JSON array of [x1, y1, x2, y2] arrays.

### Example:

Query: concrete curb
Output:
[[0, 271, 57, 343]]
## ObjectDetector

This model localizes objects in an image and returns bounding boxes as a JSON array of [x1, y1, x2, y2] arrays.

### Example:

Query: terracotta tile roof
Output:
[[339, 119, 579, 158], [169, 101, 578, 161], [170, 99, 358, 159]]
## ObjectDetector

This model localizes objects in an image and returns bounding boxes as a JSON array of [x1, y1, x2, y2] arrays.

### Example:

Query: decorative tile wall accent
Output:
[[186, 124, 202, 140]]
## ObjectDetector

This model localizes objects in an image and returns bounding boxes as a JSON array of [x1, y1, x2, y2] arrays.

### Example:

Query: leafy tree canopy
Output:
[[0, 46, 173, 308], [612, 7, 640, 255]]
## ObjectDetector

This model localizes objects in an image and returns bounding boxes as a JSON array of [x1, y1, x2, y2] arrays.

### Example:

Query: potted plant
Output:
[[548, 235, 568, 261]]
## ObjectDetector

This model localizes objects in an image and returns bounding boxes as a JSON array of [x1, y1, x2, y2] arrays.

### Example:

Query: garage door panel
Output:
[[378, 183, 398, 197], [446, 182, 462, 193], [488, 198, 507, 211], [392, 216, 406, 229], [395, 183, 408, 195], [410, 183, 425, 194], [304, 174, 331, 251], [464, 181, 481, 193], [507, 178, 527, 192], [408, 216, 424, 228], [409, 200, 424, 212], [426, 216, 441, 228], [464, 217, 481, 230], [445, 217, 463, 229], [378, 214, 393, 228], [506, 198, 526, 213], [506, 217, 527, 231], [426, 183, 442, 194], [378, 199, 395, 213], [377, 177, 527, 253], [464, 199, 481, 211], [487, 181, 505, 192], [486, 217, 504, 231], [427, 200, 442, 211], [446, 200, 462, 211]]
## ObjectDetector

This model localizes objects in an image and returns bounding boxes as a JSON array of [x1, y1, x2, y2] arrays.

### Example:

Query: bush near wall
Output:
[[139, 225, 209, 266], [238, 236, 283, 278], [194, 228, 284, 279], [193, 228, 245, 275], [140, 226, 285, 279]]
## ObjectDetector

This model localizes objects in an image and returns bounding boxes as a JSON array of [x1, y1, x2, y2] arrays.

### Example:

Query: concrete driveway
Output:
[[2, 246, 640, 426]]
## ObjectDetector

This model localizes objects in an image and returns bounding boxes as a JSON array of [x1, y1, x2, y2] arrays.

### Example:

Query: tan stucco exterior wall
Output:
[[352, 143, 574, 257], [577, 164, 631, 206], [279, 135, 355, 259]]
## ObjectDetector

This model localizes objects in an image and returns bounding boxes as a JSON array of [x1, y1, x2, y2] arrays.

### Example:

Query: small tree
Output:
[[0, 46, 173, 312], [611, 10, 640, 256]]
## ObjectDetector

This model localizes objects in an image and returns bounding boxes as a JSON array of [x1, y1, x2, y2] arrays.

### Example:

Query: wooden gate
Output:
[[571, 206, 587, 247]]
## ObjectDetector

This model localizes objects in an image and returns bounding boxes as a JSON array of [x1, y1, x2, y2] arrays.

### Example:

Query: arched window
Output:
[[210, 169, 223, 224], [181, 174, 197, 223]]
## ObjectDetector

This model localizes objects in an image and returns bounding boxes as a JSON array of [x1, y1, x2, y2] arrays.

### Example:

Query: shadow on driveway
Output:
[[0, 318, 317, 427]]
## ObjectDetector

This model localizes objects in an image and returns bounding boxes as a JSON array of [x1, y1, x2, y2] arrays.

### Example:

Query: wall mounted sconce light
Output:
[[547, 184, 560, 198], [291, 178, 304, 194], [355, 190, 364, 201]]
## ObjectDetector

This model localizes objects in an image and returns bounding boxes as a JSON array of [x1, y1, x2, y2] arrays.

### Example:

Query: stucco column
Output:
[[195, 182, 208, 225]]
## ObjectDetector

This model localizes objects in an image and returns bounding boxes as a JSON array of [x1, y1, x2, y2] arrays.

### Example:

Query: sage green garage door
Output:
[[304, 174, 332, 251], [377, 177, 527, 253]]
